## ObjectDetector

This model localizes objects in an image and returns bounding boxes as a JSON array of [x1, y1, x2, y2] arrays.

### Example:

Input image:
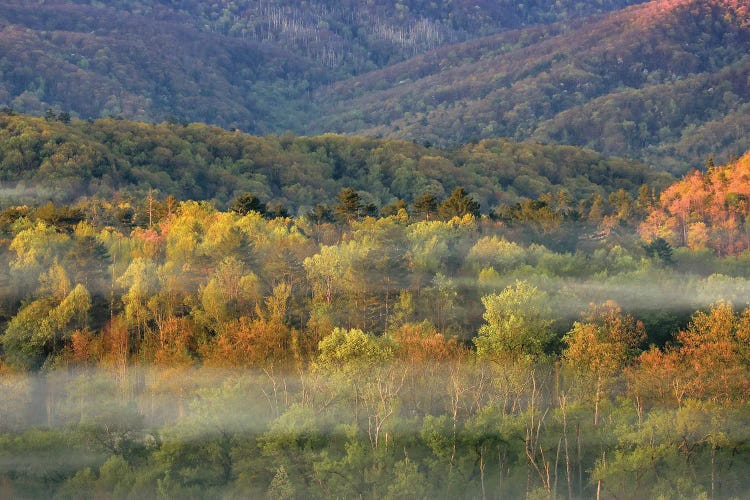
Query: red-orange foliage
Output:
[[131, 227, 166, 260], [640, 153, 750, 255], [627, 346, 686, 408], [70, 329, 101, 366], [201, 317, 294, 368], [153, 316, 195, 367], [100, 317, 130, 369], [629, 303, 750, 407], [391, 322, 464, 363]]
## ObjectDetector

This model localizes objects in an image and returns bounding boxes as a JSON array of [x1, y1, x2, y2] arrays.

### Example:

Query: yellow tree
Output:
[[563, 301, 645, 425]]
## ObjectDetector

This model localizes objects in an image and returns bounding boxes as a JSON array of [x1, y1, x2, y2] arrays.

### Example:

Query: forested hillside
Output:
[[641, 152, 750, 255], [2, 1, 750, 497], [0, 0, 645, 133], [0, 113, 667, 213], [314, 0, 750, 171], [4, 1, 750, 173], [0, 147, 749, 497], [0, 1, 318, 133]]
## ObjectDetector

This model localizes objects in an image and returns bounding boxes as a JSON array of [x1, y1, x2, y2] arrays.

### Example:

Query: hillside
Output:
[[312, 0, 750, 172], [641, 151, 750, 255], [1, 0, 747, 172], [0, 0, 646, 134], [29, 0, 648, 74], [0, 112, 667, 213], [0, 2, 320, 133]]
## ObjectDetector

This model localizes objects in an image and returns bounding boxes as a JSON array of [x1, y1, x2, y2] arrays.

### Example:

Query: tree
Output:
[[2, 281, 92, 370], [306, 204, 334, 225], [643, 237, 673, 265], [335, 187, 362, 222], [268, 465, 295, 500], [438, 187, 480, 219], [474, 281, 554, 362], [564, 301, 646, 425], [675, 302, 750, 402], [230, 192, 267, 216], [413, 192, 438, 221]]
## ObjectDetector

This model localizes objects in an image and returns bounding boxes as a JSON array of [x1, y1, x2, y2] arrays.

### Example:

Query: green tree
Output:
[[644, 237, 674, 265], [413, 192, 439, 221], [474, 281, 554, 362], [335, 187, 363, 222], [438, 187, 480, 219], [230, 192, 267, 216]]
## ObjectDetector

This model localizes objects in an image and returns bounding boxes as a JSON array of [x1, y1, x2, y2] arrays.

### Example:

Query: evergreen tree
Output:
[[437, 187, 479, 219], [230, 193, 267, 216], [335, 188, 362, 222], [413, 192, 439, 220]]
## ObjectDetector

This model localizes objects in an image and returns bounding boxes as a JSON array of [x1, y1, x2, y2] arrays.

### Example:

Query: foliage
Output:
[[0, 114, 662, 212], [640, 152, 750, 256]]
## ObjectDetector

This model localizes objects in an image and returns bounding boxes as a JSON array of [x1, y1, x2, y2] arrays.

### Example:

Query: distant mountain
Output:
[[0, 2, 320, 133], [0, 0, 646, 133], [60, 0, 648, 74], [0, 0, 747, 173], [312, 0, 750, 172]]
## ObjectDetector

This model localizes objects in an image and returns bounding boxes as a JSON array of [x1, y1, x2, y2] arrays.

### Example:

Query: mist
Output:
[[2, 358, 750, 499]]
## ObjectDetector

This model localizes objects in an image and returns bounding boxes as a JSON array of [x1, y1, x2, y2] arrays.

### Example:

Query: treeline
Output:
[[3, 188, 750, 369], [0, 194, 749, 497], [0, 113, 666, 212]]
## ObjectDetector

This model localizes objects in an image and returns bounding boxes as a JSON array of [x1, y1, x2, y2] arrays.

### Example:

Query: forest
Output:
[[0, 112, 749, 497], [2, 1, 750, 498], [0, 112, 667, 211], [313, 0, 750, 170], [2, 0, 750, 173]]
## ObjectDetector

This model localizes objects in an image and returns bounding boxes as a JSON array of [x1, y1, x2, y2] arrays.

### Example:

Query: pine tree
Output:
[[437, 187, 479, 219], [335, 188, 362, 221], [412, 192, 438, 220]]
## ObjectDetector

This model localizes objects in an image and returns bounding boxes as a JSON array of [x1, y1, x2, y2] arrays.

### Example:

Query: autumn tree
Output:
[[563, 301, 646, 425]]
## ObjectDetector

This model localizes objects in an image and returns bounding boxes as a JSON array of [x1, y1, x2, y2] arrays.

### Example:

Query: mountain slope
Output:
[[311, 0, 750, 172], [0, 2, 320, 133], [0, 0, 647, 133], [60, 0, 648, 74]]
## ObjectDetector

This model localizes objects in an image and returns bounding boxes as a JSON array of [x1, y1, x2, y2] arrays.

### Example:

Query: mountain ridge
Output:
[[311, 0, 750, 171]]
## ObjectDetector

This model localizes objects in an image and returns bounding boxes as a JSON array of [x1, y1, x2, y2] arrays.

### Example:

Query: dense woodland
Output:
[[0, 113, 668, 212], [0, 112, 749, 497], [313, 0, 750, 171], [2, 0, 750, 172], [0, 0, 646, 133]]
